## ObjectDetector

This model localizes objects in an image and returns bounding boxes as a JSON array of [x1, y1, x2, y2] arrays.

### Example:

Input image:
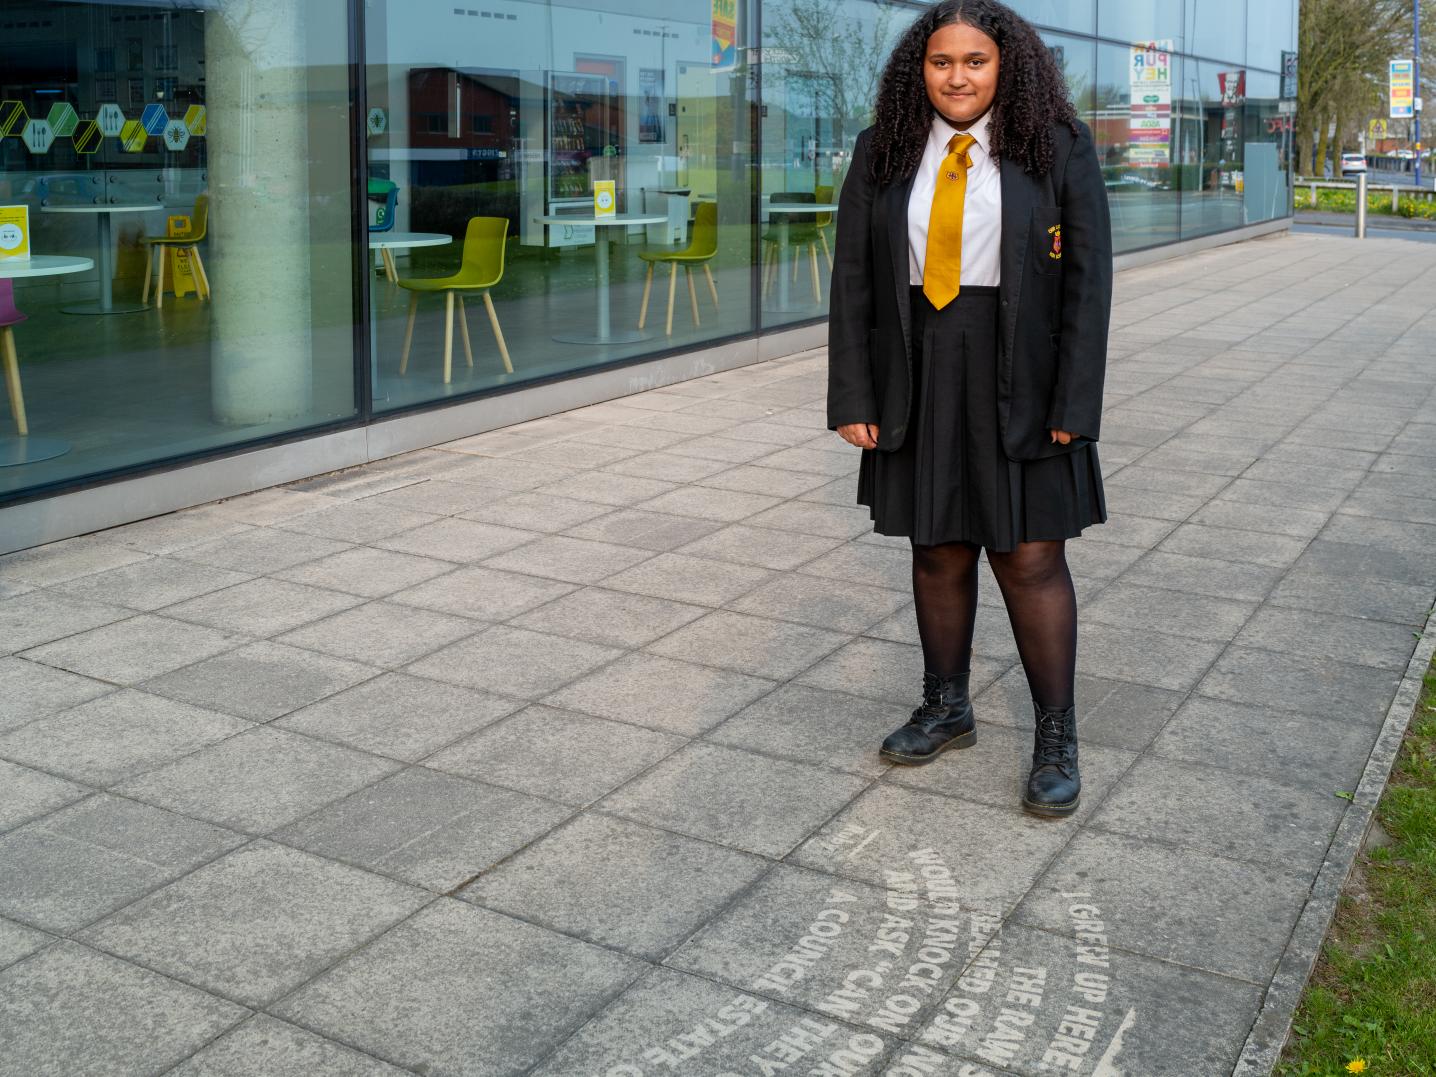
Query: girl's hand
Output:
[[838, 423, 880, 450], [1049, 429, 1074, 445]]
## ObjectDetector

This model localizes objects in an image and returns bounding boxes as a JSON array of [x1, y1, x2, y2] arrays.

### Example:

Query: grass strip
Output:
[[1277, 652, 1436, 1076]]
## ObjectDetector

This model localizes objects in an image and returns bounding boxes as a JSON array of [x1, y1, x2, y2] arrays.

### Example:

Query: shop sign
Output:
[[367, 107, 387, 136], [21, 119, 54, 154], [46, 102, 78, 138], [119, 119, 148, 153], [712, 0, 737, 72], [140, 103, 169, 135], [72, 120, 103, 154], [163, 119, 190, 151], [1218, 70, 1246, 106], [1280, 51, 1298, 99], [184, 105, 207, 136], [1128, 41, 1172, 168], [1390, 59, 1414, 119], [97, 103, 126, 137], [0, 205, 30, 263]]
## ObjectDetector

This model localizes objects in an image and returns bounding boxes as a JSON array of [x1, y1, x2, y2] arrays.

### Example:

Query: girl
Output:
[[826, 0, 1112, 817]]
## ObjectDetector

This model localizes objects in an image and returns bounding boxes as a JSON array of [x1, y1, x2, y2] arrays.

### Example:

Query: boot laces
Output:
[[913, 672, 956, 725], [1034, 707, 1076, 772]]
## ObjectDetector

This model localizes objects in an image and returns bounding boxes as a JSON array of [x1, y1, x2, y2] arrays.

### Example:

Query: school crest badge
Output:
[[1047, 223, 1062, 260]]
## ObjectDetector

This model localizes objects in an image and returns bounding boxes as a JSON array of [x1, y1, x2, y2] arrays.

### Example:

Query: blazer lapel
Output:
[[887, 169, 918, 357]]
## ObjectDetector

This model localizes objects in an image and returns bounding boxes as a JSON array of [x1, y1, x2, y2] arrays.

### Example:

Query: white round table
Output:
[[41, 204, 163, 315], [368, 231, 452, 283], [765, 202, 838, 314], [535, 213, 668, 345], [0, 255, 93, 467]]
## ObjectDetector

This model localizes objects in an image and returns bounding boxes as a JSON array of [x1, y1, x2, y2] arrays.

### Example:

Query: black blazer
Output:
[[826, 118, 1112, 461]]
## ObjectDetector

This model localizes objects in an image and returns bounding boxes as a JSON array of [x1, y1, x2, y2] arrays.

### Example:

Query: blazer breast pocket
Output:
[[1031, 206, 1063, 275]]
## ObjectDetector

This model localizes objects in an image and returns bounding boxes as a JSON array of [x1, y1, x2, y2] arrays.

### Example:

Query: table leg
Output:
[[551, 227, 649, 345], [63, 211, 149, 315], [596, 233, 611, 340], [777, 215, 791, 311], [97, 214, 114, 311]]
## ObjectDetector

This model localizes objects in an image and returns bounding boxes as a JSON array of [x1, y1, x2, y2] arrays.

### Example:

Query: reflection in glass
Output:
[[1094, 41, 1181, 251], [1097, 0, 1181, 53], [0, 0, 357, 498], [758, 0, 913, 329], [1011, 0, 1095, 36], [365, 1, 755, 414]]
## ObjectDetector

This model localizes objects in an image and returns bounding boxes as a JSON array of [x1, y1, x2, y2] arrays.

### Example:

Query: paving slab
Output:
[[0, 658, 111, 733], [0, 942, 246, 1077], [4, 233, 1436, 1076], [275, 672, 519, 760], [114, 726, 401, 833], [274, 766, 570, 891], [0, 794, 243, 933], [167, 1014, 410, 1077], [426, 705, 684, 805], [80, 840, 426, 1007], [18, 614, 244, 685], [463, 813, 769, 960], [1012, 829, 1310, 985], [600, 741, 870, 857], [0, 690, 249, 787], [274, 899, 643, 1077], [0, 917, 50, 971], [531, 965, 894, 1076]]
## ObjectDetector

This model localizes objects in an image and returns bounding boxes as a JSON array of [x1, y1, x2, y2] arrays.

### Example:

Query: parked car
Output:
[[1340, 152, 1368, 174]]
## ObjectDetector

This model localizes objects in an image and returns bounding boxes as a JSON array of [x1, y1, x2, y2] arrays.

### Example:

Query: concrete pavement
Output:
[[1, 230, 1434, 1076]]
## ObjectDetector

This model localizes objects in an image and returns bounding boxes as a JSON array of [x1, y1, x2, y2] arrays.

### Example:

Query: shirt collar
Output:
[[931, 107, 993, 159]]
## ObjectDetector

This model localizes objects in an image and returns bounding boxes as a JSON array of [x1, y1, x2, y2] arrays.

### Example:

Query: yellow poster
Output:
[[0, 205, 30, 262], [593, 179, 616, 218], [166, 214, 199, 297]]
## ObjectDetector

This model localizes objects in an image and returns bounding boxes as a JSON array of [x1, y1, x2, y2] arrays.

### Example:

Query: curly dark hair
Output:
[[868, 0, 1078, 184]]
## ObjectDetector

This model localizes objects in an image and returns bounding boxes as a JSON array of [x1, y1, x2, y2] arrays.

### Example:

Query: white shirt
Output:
[[908, 109, 1002, 287]]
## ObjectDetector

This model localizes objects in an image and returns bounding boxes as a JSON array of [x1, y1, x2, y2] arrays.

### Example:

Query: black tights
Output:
[[910, 539, 1077, 710]]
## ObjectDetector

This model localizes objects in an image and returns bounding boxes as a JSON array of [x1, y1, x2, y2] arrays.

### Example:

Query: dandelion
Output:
[[1346, 1061, 1368, 1074]]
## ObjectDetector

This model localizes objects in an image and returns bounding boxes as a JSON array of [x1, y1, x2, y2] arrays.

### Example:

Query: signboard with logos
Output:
[[1281, 51, 1298, 100], [1129, 40, 1172, 168], [0, 205, 30, 263], [1390, 59, 1414, 119]]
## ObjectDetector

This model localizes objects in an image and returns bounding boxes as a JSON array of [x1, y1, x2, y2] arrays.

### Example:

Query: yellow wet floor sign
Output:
[[165, 214, 198, 298]]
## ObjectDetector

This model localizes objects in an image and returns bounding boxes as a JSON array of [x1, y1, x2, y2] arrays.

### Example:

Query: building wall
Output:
[[0, 0, 1296, 521]]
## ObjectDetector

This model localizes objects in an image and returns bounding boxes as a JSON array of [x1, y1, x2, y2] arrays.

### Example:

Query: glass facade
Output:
[[0, 0, 1296, 510]]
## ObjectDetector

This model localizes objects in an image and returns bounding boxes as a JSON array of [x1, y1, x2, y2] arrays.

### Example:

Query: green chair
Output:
[[637, 201, 719, 335], [761, 192, 822, 304], [141, 193, 210, 308], [398, 216, 512, 384]]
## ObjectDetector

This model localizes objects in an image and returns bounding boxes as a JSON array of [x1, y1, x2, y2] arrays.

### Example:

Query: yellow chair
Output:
[[398, 216, 512, 384], [814, 184, 835, 270], [637, 201, 719, 335], [142, 194, 210, 308]]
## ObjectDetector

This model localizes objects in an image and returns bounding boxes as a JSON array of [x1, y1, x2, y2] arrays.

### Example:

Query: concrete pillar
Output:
[[205, 0, 314, 425]]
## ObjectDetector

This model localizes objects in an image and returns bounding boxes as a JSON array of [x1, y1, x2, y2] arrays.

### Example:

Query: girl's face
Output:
[[923, 21, 1001, 128]]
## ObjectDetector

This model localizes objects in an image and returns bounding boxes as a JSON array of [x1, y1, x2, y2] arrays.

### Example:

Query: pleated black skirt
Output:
[[857, 285, 1106, 551]]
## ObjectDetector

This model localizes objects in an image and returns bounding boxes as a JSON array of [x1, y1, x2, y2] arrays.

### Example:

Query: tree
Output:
[[1296, 0, 1408, 174], [763, 0, 902, 140]]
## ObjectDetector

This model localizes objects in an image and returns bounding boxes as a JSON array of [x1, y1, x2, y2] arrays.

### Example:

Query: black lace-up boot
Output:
[[879, 672, 976, 765], [1022, 702, 1080, 817]]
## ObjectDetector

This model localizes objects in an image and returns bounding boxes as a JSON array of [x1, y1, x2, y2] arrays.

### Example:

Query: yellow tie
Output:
[[923, 132, 977, 310]]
